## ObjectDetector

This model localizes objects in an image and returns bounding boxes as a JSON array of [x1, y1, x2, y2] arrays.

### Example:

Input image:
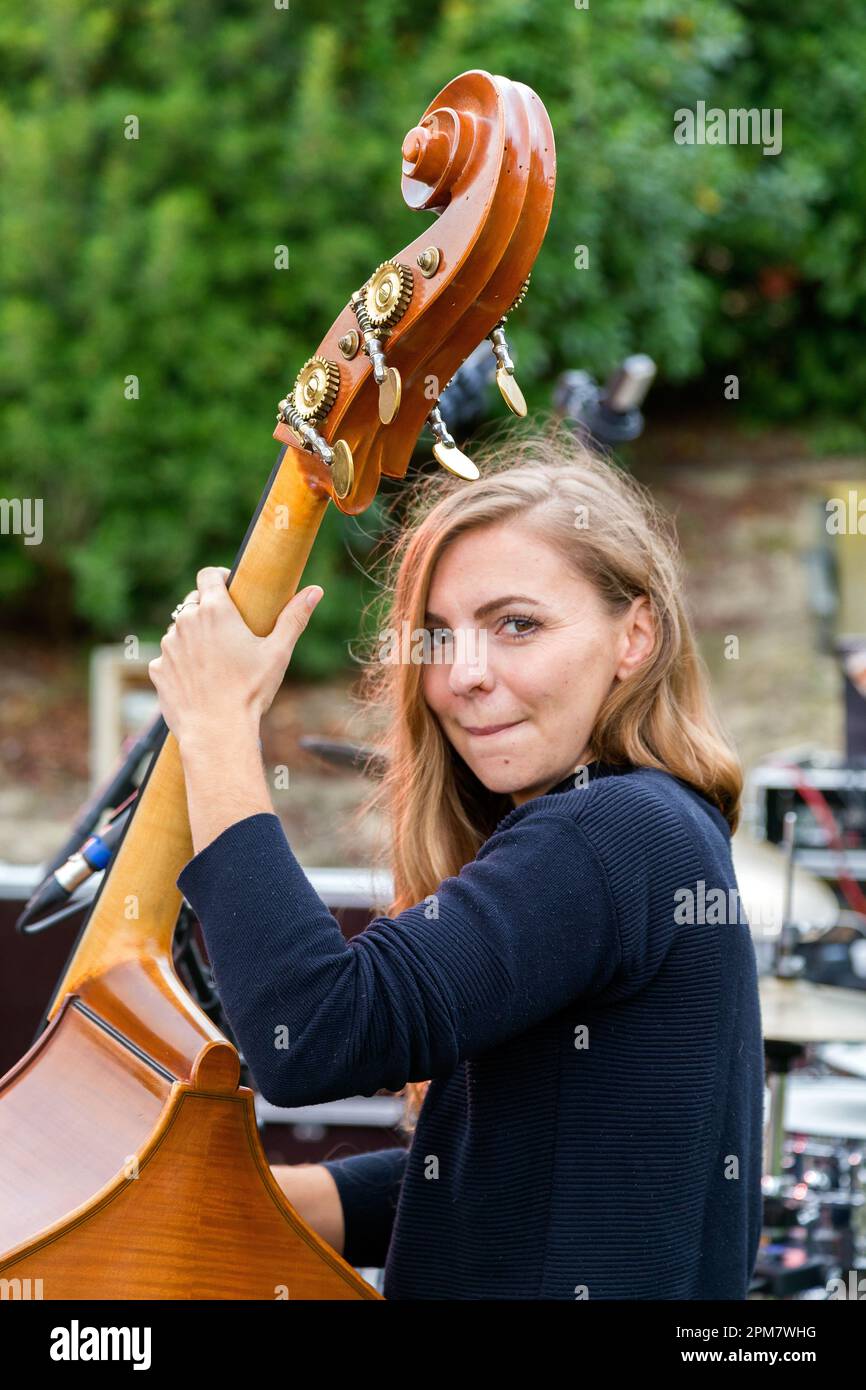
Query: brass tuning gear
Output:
[[350, 260, 414, 425], [488, 274, 531, 417], [365, 261, 413, 329], [277, 366, 354, 501], [292, 356, 340, 422], [507, 276, 531, 314]]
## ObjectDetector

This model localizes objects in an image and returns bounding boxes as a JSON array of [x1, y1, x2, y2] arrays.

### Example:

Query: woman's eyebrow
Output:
[[424, 594, 542, 624]]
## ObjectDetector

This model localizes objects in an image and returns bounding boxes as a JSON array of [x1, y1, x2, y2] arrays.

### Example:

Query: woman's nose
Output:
[[447, 646, 492, 694]]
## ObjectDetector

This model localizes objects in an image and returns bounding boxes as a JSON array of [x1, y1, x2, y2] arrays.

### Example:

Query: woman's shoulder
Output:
[[492, 764, 730, 857]]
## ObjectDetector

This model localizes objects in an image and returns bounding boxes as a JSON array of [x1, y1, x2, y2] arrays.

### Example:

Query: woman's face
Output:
[[421, 520, 654, 806]]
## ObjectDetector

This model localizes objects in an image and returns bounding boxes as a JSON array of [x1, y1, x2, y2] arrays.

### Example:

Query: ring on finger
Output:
[[170, 599, 199, 622]]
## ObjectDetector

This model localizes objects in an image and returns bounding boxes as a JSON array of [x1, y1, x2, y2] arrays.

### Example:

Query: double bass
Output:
[[0, 70, 555, 1299]]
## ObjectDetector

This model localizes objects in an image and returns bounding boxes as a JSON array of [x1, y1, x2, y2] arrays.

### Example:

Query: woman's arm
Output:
[[271, 1146, 409, 1268], [176, 802, 624, 1108], [177, 722, 269, 850], [178, 718, 272, 856], [270, 1162, 345, 1253]]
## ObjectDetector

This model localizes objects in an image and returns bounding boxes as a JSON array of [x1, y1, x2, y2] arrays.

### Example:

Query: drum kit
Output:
[[732, 815, 866, 1297]]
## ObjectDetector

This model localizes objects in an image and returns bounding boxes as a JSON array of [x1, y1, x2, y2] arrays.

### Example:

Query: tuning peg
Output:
[[488, 324, 526, 417], [487, 274, 531, 416], [428, 405, 479, 480], [276, 395, 354, 500], [350, 261, 414, 425], [328, 439, 354, 499]]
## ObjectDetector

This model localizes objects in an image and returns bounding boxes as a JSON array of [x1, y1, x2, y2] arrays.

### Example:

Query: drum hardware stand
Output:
[[764, 814, 807, 1176], [758, 815, 833, 1293]]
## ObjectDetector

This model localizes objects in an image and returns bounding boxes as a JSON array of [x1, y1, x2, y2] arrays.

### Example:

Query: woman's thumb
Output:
[[270, 586, 324, 651]]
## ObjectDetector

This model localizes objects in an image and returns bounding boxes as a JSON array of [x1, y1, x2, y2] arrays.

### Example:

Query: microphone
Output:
[[554, 353, 657, 447], [16, 802, 133, 929]]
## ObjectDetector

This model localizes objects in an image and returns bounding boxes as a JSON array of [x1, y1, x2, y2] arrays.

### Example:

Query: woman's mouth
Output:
[[463, 720, 525, 737]]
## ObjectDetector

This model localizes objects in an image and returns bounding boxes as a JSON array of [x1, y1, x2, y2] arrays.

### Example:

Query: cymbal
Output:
[[785, 1075, 866, 1140], [730, 832, 839, 937], [760, 976, 866, 1044], [817, 1042, 866, 1079]]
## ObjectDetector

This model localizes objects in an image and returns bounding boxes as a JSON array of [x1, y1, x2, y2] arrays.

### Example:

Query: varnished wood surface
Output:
[[0, 998, 378, 1298]]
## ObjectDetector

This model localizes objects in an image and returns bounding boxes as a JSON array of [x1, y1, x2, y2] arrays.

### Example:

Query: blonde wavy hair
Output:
[[344, 418, 742, 1132]]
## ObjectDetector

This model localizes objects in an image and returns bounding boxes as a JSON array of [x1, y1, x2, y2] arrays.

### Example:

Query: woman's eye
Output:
[[499, 614, 539, 639], [424, 617, 537, 646]]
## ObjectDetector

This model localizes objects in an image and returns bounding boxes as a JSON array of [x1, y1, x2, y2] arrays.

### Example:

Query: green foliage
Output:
[[0, 0, 861, 666], [700, 0, 866, 421]]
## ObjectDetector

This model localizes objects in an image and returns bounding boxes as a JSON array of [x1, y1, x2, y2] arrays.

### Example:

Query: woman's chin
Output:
[[470, 762, 535, 797]]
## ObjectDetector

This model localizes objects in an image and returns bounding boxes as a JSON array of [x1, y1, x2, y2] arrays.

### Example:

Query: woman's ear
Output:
[[614, 596, 655, 681]]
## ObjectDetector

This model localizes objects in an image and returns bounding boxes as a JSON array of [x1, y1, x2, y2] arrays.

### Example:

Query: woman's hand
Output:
[[148, 566, 324, 751]]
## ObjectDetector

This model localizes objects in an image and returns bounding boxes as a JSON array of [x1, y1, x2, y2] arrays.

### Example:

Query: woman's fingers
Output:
[[197, 566, 231, 602], [171, 567, 230, 622]]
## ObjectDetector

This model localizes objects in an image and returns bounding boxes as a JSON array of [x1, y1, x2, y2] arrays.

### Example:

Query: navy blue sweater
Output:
[[177, 759, 765, 1300]]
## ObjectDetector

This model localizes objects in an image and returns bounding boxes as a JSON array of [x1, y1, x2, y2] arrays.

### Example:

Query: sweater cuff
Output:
[[176, 812, 285, 915], [321, 1146, 408, 1269]]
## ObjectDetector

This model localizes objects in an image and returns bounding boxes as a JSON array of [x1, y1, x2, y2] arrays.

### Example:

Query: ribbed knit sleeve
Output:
[[320, 1146, 408, 1268], [176, 805, 623, 1108]]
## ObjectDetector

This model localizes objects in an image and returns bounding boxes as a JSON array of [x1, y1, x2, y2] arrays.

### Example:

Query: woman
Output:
[[149, 423, 765, 1300]]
